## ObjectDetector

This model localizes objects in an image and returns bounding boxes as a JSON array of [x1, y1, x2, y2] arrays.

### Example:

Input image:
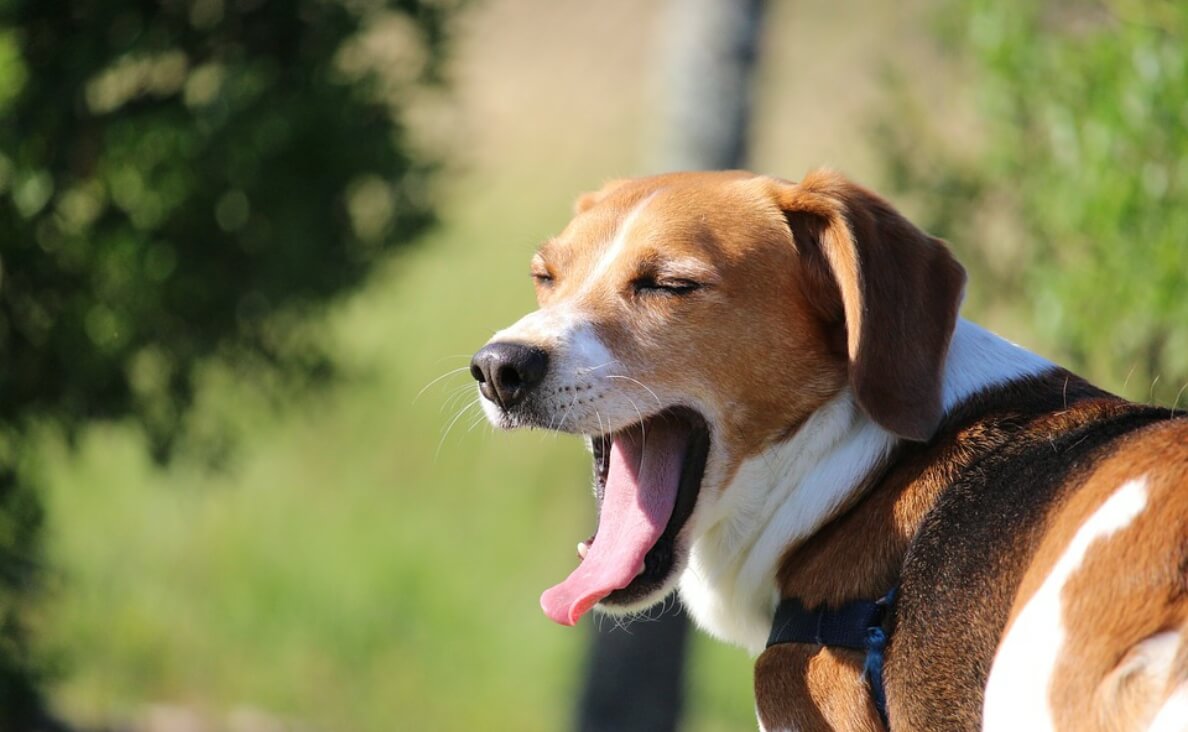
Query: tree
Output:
[[0, 1, 454, 726], [878, 0, 1188, 405]]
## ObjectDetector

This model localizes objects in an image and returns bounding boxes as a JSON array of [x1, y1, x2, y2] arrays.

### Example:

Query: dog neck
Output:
[[678, 319, 1054, 652]]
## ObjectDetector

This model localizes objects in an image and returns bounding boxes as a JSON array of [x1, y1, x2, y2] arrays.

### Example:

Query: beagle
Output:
[[470, 170, 1188, 731]]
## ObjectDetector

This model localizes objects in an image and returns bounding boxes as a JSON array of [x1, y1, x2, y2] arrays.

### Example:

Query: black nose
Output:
[[470, 343, 550, 410]]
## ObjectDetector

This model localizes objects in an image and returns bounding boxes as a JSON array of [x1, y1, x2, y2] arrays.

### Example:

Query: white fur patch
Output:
[[681, 390, 898, 652], [982, 477, 1150, 731], [584, 192, 657, 285], [1104, 631, 1186, 729], [679, 318, 1056, 652], [941, 319, 1053, 410], [1149, 683, 1188, 732], [1118, 631, 1181, 688]]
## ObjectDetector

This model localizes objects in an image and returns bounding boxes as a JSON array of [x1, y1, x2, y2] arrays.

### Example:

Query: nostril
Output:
[[470, 362, 486, 383], [518, 348, 548, 388], [496, 364, 522, 390]]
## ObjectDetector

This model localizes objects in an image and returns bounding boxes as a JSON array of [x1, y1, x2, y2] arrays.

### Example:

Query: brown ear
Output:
[[774, 170, 967, 441], [573, 178, 630, 214]]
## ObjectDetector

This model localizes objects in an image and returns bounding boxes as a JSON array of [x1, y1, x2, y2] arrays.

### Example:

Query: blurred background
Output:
[[0, 0, 1185, 730]]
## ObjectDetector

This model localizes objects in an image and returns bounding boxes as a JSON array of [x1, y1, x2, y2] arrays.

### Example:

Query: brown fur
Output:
[[756, 645, 883, 731], [774, 171, 968, 441]]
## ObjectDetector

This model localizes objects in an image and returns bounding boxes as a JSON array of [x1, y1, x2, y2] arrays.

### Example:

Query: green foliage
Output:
[[879, 0, 1188, 403], [0, 1, 454, 726], [0, 0, 451, 450]]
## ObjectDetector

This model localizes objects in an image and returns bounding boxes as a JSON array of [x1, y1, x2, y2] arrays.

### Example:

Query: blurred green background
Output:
[[1, 0, 1185, 730]]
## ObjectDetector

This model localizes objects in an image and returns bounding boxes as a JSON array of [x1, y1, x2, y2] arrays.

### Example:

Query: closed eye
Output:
[[530, 250, 554, 287], [530, 263, 554, 287], [632, 276, 701, 296]]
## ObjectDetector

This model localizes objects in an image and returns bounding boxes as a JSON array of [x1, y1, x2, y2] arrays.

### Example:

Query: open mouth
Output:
[[539, 407, 710, 625]]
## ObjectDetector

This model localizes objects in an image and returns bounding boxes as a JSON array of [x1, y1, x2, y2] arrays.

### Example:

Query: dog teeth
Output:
[[577, 541, 590, 560], [636, 560, 646, 577]]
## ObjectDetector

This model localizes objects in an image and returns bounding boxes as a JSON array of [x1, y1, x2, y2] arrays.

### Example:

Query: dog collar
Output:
[[766, 587, 898, 725]]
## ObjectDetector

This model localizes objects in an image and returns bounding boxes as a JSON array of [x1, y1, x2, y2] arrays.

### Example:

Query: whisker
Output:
[[606, 375, 663, 410], [664, 593, 681, 619], [436, 400, 483, 460], [555, 388, 583, 433], [624, 393, 647, 468], [651, 595, 670, 622], [414, 366, 474, 404], [547, 391, 566, 432], [466, 410, 490, 432], [583, 361, 617, 374], [442, 383, 479, 414]]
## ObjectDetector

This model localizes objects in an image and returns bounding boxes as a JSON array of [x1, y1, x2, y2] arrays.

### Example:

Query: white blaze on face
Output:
[[983, 476, 1150, 731], [581, 191, 659, 289], [489, 307, 579, 349]]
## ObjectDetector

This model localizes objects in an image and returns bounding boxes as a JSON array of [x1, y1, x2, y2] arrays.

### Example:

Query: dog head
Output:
[[471, 169, 965, 625]]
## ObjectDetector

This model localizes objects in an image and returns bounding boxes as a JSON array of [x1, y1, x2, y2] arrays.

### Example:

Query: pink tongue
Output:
[[540, 420, 688, 626]]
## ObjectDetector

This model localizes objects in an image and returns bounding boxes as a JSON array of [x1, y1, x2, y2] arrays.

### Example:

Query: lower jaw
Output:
[[600, 539, 684, 609]]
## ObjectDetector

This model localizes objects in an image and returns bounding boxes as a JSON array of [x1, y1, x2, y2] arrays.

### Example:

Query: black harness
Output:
[[766, 587, 898, 726]]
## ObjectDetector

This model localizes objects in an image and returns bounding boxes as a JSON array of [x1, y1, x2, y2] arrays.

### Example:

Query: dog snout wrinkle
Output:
[[470, 343, 549, 410]]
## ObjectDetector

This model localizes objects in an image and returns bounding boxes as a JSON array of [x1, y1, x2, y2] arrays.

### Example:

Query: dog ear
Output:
[[573, 178, 630, 214], [774, 170, 967, 441]]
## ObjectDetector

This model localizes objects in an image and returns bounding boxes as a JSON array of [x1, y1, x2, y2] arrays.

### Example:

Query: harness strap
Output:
[[766, 587, 898, 726]]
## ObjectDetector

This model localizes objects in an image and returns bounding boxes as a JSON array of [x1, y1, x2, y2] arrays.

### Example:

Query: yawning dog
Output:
[[470, 169, 1188, 731]]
